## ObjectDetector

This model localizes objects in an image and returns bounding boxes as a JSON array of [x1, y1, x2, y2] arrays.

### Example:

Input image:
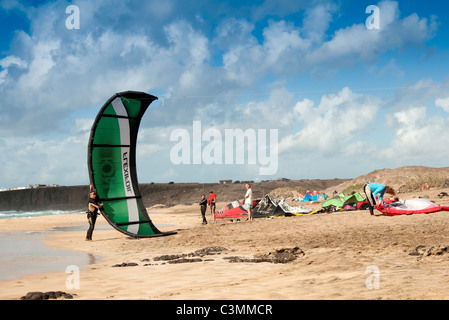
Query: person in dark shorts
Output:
[[363, 182, 396, 215], [86, 190, 103, 241], [199, 194, 208, 225], [208, 190, 216, 221]]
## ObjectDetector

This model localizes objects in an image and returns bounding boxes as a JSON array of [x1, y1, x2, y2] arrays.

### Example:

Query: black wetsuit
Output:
[[200, 198, 208, 224], [86, 197, 101, 240]]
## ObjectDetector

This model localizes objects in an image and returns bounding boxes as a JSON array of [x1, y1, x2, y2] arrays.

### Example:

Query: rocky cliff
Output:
[[0, 186, 90, 211]]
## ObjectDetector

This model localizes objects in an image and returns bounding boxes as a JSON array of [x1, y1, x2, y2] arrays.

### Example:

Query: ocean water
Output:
[[0, 209, 171, 282], [0, 209, 81, 220], [0, 231, 97, 281], [0, 209, 97, 282]]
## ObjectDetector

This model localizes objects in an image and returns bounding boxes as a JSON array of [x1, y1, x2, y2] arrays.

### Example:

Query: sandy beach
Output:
[[1, 184, 449, 301]]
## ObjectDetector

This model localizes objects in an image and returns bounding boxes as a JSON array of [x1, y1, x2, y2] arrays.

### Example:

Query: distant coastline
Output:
[[0, 179, 348, 212], [2, 166, 449, 212]]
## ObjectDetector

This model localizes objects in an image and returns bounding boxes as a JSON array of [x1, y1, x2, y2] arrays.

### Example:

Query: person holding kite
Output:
[[86, 188, 103, 241]]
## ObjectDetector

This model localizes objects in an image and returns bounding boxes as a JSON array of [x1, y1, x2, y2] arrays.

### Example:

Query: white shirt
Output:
[[245, 188, 252, 205]]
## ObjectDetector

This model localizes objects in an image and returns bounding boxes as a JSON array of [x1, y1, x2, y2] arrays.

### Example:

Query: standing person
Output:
[[363, 182, 396, 215], [199, 194, 208, 225], [244, 183, 254, 221], [86, 190, 103, 241], [208, 190, 216, 221]]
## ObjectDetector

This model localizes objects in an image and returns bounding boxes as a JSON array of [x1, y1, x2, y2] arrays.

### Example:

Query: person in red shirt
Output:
[[208, 190, 216, 222]]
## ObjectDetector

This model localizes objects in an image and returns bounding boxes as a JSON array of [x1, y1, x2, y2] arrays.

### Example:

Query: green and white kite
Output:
[[88, 91, 176, 238]]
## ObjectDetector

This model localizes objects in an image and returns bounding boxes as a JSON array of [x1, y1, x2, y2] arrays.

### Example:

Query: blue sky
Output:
[[0, 0, 449, 189]]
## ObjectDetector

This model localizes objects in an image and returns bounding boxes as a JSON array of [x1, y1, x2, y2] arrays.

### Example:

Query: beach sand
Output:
[[1, 188, 449, 300]]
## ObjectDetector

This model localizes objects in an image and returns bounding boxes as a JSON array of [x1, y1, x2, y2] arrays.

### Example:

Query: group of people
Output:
[[85, 181, 396, 240], [85, 183, 254, 239], [198, 181, 398, 223], [199, 183, 254, 224]]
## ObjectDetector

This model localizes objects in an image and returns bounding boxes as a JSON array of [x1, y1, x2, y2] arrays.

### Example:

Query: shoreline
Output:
[[1, 189, 449, 300]]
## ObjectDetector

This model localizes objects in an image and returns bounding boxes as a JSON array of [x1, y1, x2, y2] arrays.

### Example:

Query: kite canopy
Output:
[[215, 200, 249, 220], [322, 192, 365, 210], [376, 198, 449, 216], [300, 193, 328, 202], [254, 194, 313, 217], [88, 91, 176, 238], [215, 195, 314, 220]]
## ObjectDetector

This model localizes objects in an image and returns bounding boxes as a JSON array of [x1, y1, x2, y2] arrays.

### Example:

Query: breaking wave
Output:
[[0, 210, 81, 219]]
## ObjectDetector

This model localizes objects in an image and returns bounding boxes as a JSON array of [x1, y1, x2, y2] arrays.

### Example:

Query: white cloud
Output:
[[279, 87, 381, 155], [0, 6, 216, 135], [0, 132, 89, 188], [0, 69, 7, 86], [222, 18, 314, 78], [305, 0, 437, 76], [0, 55, 27, 86], [380, 107, 449, 162], [0, 0, 444, 187], [220, 0, 437, 81], [302, 3, 337, 44], [0, 55, 27, 69], [263, 20, 310, 66], [436, 97, 449, 113], [0, 0, 439, 136], [214, 18, 255, 50], [0, 0, 29, 14], [165, 20, 210, 67]]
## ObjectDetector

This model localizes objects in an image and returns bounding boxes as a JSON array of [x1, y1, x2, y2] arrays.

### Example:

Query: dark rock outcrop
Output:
[[21, 291, 74, 300]]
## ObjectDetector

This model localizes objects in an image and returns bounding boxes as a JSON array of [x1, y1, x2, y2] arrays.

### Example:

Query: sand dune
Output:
[[326, 166, 449, 194]]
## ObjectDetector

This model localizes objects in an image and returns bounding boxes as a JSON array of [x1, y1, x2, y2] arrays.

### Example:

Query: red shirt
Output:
[[208, 193, 216, 204]]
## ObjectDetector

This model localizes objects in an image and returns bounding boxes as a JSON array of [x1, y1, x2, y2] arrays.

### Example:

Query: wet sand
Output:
[[1, 188, 449, 300]]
